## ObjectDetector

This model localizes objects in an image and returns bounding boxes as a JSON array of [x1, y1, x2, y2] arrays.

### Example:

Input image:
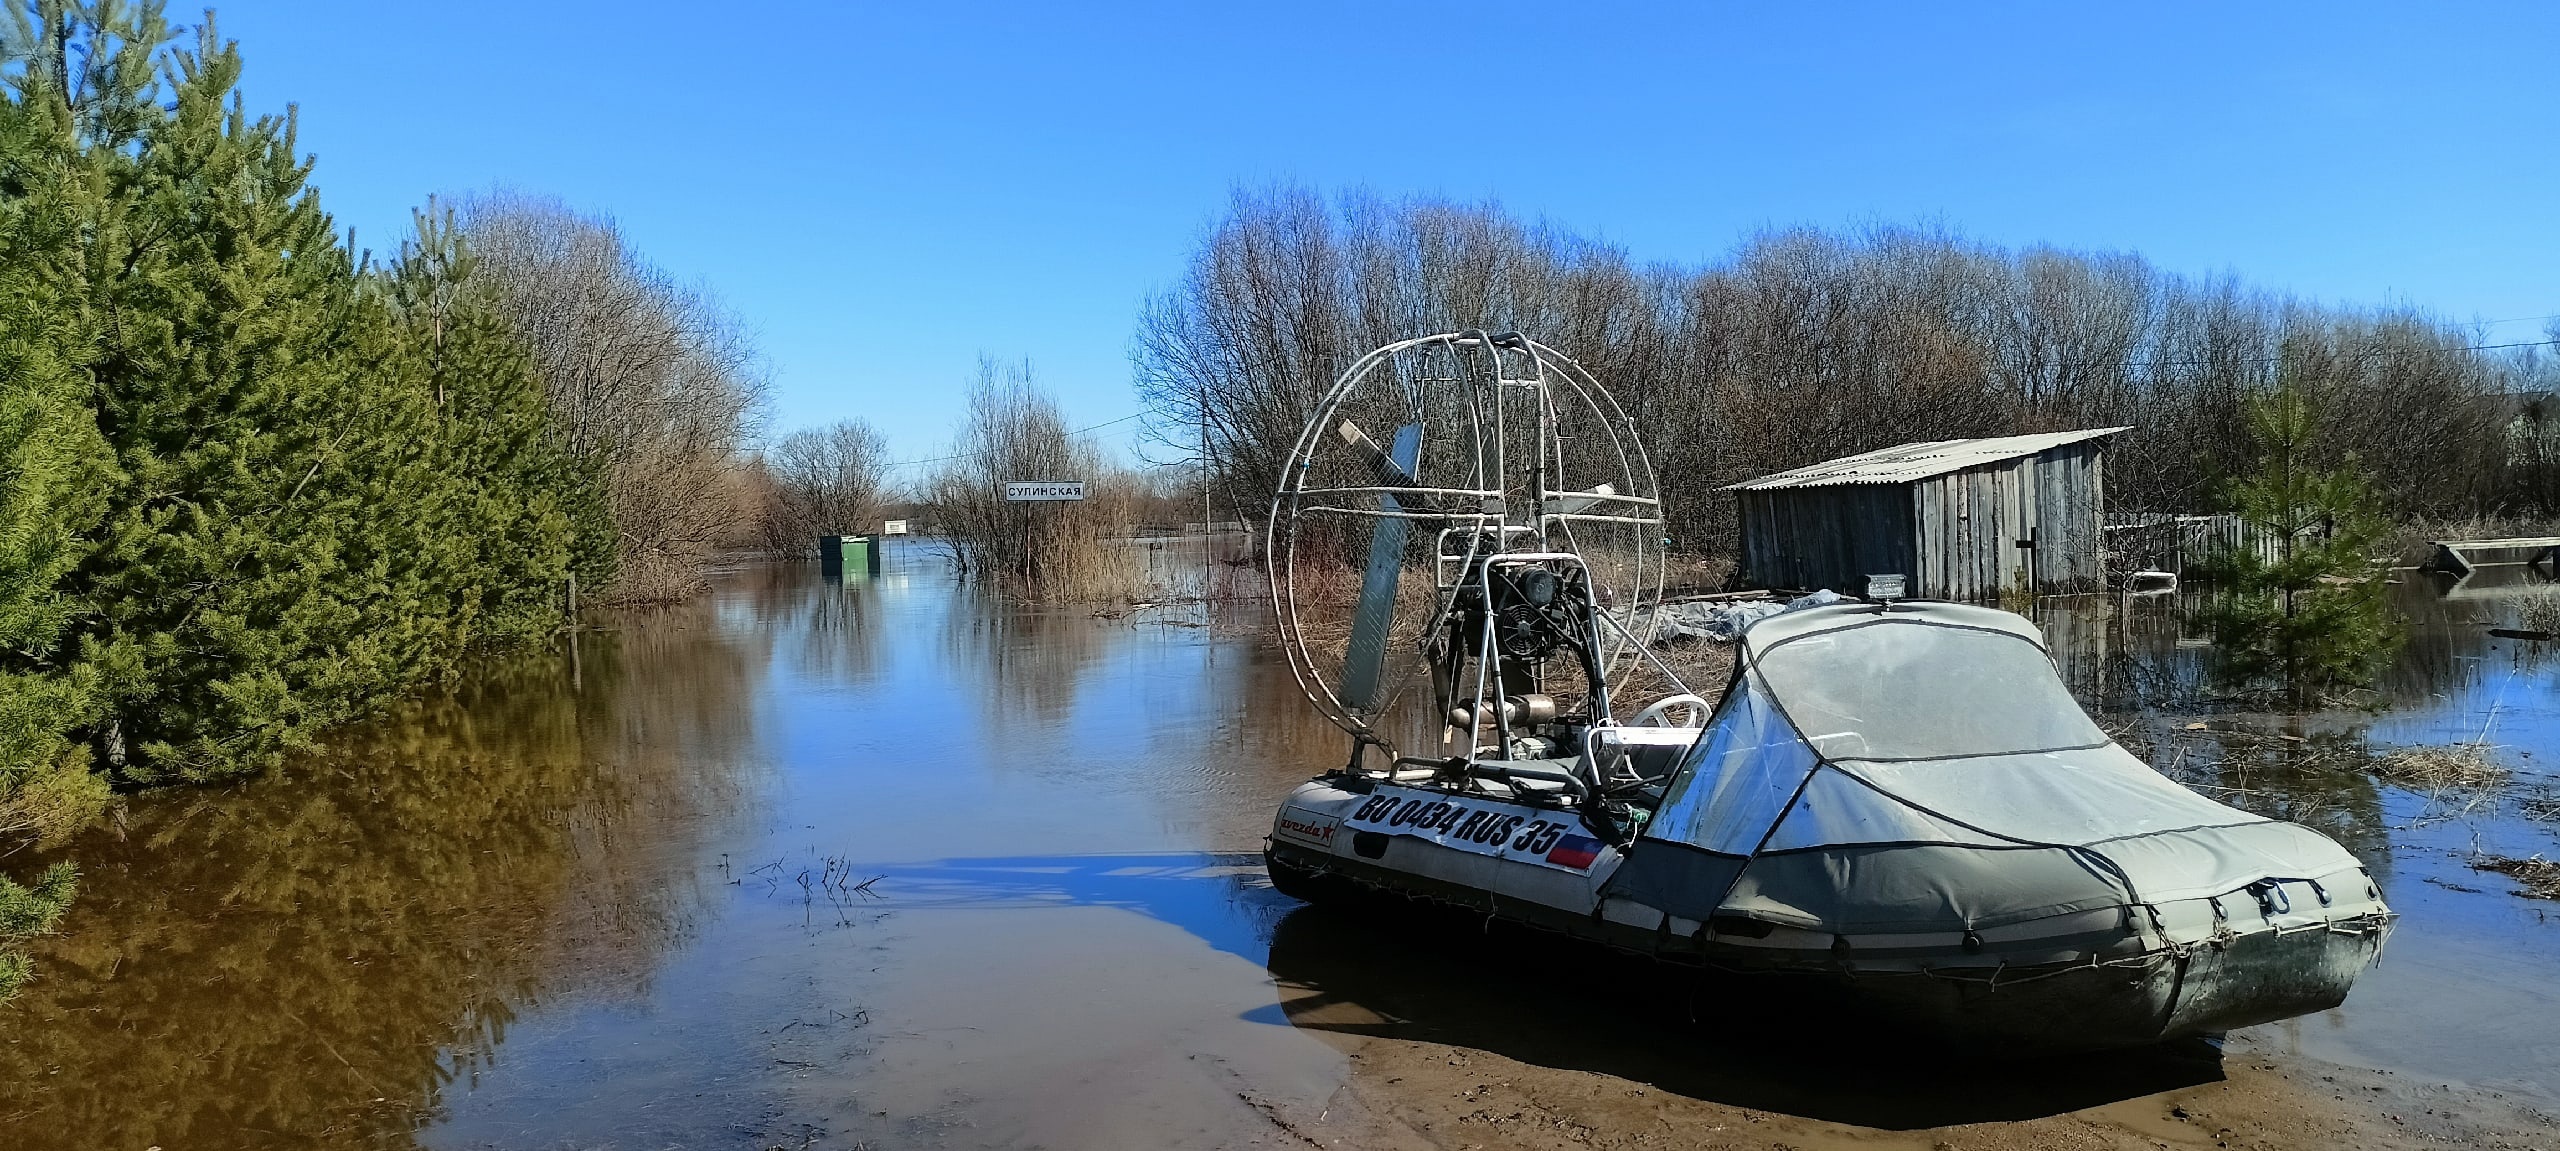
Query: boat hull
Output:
[[1266, 777, 2391, 1052]]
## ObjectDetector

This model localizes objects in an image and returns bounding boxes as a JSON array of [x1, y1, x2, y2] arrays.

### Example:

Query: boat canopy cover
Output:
[[1606, 602, 2367, 932]]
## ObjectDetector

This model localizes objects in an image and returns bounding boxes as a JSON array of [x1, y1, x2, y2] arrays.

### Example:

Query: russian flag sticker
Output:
[[1544, 833, 1605, 870]]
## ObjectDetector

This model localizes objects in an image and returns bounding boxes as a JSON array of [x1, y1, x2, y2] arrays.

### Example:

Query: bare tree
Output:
[[1138, 187, 2531, 568], [758, 418, 893, 554], [927, 359, 1094, 587], [459, 192, 767, 602]]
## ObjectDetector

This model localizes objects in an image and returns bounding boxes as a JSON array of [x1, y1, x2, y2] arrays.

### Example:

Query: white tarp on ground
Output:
[[1609, 601, 2370, 931]]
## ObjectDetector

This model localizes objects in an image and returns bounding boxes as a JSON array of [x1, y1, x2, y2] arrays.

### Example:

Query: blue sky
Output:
[[210, 2, 2559, 467]]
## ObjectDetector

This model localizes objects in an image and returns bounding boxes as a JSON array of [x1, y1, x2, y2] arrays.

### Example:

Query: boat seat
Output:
[[1586, 724, 1703, 791]]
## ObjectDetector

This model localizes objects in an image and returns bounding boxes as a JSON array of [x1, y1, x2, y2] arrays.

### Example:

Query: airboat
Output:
[[1260, 330, 2395, 1050]]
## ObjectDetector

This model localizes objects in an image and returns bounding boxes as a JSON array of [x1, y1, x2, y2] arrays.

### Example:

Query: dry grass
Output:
[[2470, 855, 2560, 900], [1614, 639, 1737, 712], [1664, 554, 1737, 594], [2516, 584, 2560, 636], [2112, 718, 2524, 835], [2368, 741, 2512, 826], [2371, 744, 2512, 791], [2110, 719, 2372, 774], [2521, 789, 2560, 823]]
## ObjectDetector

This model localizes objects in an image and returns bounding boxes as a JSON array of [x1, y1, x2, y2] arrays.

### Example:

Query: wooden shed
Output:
[[1727, 427, 2127, 601]]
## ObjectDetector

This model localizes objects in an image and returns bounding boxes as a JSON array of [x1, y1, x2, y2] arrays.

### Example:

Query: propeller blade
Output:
[[1336, 418, 1451, 515], [1341, 422, 1422, 713]]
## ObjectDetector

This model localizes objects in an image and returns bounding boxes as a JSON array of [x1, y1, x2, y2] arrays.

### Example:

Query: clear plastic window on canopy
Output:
[[1751, 621, 2106, 762], [1646, 678, 1820, 855]]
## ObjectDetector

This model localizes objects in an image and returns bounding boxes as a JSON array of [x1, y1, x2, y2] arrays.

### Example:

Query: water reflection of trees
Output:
[[2040, 575, 2534, 714], [924, 577, 1424, 847], [2378, 569, 2560, 702], [728, 561, 888, 688], [2115, 722, 2397, 878], [0, 615, 765, 1149], [938, 584, 1116, 727], [2037, 595, 2397, 878]]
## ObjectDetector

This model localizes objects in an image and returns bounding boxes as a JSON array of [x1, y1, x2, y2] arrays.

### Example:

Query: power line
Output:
[[877, 411, 1148, 471], [2446, 337, 2560, 354], [2040, 335, 2558, 381]]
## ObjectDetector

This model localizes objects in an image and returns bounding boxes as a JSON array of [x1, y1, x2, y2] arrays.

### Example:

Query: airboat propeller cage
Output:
[[1266, 331, 1665, 754]]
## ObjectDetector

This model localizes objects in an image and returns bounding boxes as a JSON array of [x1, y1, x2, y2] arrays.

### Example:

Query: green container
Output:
[[819, 535, 880, 579]]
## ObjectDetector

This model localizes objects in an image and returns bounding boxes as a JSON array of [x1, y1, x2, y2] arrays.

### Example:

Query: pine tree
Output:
[[378, 201, 602, 652], [0, 122, 114, 843], [0, 5, 603, 999], [0, 0, 149, 997], [56, 14, 595, 782], [65, 17, 382, 779], [0, 857, 73, 999], [2195, 361, 2401, 705], [0, 7, 593, 796]]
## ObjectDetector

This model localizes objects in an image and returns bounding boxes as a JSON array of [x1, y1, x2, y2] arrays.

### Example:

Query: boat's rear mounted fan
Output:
[[1267, 331, 1665, 760]]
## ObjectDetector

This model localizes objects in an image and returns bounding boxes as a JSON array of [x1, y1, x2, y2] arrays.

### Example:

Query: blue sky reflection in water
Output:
[[422, 551, 1353, 1149], [422, 554, 2560, 1147], [2300, 570, 2560, 1100], [5, 550, 2558, 1148], [2080, 567, 2560, 1101]]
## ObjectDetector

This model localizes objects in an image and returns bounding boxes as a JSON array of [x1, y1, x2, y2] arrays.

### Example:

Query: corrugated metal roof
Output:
[[1723, 427, 2129, 491]]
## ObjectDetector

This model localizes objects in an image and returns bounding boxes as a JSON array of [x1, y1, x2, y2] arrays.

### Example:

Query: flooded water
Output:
[[1, 547, 2555, 1148], [2054, 567, 2560, 1101]]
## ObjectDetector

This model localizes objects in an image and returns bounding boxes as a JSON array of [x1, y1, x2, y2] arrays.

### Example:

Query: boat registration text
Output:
[[1343, 785, 1608, 872]]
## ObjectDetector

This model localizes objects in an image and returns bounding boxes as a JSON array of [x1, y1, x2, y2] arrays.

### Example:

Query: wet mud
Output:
[[0, 548, 2553, 1149]]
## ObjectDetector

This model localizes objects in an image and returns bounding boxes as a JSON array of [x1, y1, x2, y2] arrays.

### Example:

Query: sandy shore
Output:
[[1239, 903, 2558, 1151], [1244, 1011, 2557, 1151]]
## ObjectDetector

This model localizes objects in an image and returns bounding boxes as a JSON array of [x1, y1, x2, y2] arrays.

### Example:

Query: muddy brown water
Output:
[[1, 549, 2555, 1149]]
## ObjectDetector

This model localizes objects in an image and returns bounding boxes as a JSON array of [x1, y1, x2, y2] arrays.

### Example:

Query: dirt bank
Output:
[[1257, 1008, 2556, 1151], [1240, 900, 2556, 1151]]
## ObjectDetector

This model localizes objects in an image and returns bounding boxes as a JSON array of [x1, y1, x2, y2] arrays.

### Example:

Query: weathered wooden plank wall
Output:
[[2035, 442, 2105, 591], [1743, 441, 2110, 600], [1736, 485, 1913, 594]]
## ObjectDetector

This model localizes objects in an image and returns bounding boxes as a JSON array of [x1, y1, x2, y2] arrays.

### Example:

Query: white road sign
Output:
[[882, 519, 909, 535], [1005, 481, 1087, 501]]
